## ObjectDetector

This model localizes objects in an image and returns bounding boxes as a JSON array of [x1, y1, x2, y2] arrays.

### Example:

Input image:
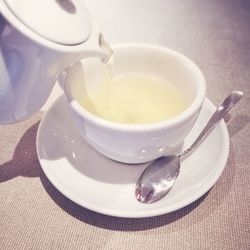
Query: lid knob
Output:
[[4, 0, 91, 45]]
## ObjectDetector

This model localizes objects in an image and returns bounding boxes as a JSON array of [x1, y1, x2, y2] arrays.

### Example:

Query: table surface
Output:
[[1, 0, 250, 249]]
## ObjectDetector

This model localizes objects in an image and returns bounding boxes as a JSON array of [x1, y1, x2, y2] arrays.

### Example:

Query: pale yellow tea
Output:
[[79, 74, 187, 124]]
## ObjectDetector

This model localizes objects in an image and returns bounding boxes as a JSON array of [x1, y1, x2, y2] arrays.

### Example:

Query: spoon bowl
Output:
[[136, 155, 180, 203]]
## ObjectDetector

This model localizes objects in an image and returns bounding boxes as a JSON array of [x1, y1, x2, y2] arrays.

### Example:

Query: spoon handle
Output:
[[180, 91, 243, 157]]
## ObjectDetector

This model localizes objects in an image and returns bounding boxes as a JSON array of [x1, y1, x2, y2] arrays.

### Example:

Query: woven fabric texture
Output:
[[1, 0, 250, 249]]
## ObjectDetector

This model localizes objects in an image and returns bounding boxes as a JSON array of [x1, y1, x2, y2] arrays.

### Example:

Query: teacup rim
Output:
[[64, 43, 206, 132]]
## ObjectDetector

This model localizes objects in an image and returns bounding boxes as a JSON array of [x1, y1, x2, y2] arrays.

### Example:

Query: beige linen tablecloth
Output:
[[1, 0, 249, 249]]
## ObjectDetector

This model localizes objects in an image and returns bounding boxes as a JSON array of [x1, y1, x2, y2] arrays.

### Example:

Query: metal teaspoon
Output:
[[135, 91, 243, 204]]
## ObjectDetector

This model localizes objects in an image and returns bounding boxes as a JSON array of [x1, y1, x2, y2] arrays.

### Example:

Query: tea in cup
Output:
[[79, 72, 187, 124], [63, 44, 206, 164]]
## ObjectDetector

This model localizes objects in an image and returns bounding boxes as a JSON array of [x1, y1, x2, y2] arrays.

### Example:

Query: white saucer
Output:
[[36, 96, 230, 218]]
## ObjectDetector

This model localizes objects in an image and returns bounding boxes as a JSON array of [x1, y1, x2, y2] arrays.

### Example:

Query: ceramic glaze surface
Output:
[[3, 0, 91, 44], [0, 1, 109, 123], [64, 44, 206, 163], [37, 96, 229, 218]]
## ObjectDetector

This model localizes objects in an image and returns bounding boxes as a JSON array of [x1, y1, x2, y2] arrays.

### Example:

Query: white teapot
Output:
[[0, 0, 110, 123]]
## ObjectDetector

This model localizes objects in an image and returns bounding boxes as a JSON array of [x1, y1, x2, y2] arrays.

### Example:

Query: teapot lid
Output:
[[3, 0, 91, 45]]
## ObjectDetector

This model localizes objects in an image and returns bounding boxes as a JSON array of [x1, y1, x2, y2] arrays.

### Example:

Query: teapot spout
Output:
[[56, 31, 114, 89], [60, 31, 113, 71]]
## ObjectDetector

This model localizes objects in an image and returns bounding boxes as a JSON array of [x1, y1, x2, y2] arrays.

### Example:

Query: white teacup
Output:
[[63, 44, 206, 164]]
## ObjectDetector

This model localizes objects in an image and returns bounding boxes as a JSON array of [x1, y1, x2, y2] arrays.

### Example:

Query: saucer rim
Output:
[[36, 95, 230, 218]]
